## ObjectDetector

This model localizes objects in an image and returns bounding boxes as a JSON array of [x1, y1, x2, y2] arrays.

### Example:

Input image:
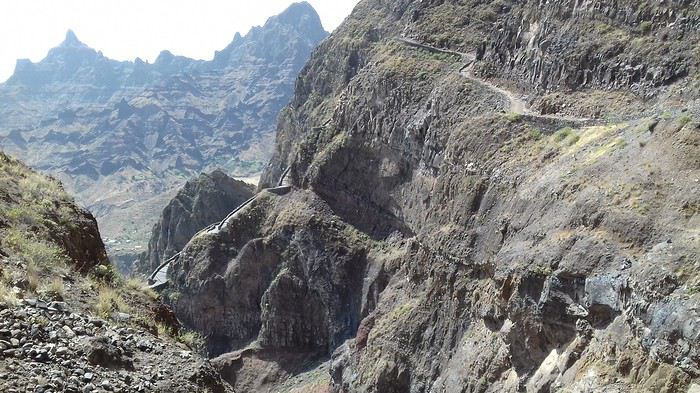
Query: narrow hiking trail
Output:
[[460, 62, 531, 115], [395, 37, 595, 123], [148, 169, 293, 289], [148, 40, 600, 288]]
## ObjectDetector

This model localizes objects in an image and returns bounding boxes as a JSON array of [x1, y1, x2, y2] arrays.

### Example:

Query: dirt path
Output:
[[395, 37, 594, 122], [459, 63, 531, 115]]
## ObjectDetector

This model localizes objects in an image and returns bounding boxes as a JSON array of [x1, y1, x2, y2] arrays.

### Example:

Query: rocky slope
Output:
[[138, 170, 254, 274], [165, 0, 700, 392], [0, 2, 327, 263], [0, 152, 234, 392]]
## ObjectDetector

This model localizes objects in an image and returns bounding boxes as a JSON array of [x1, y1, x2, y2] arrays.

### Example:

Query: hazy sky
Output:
[[0, 0, 360, 82]]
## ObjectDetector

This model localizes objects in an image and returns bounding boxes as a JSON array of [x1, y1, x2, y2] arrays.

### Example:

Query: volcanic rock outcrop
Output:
[[165, 0, 699, 392], [139, 170, 255, 274]]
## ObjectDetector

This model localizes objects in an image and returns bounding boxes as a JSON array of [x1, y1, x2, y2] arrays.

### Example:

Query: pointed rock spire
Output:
[[61, 29, 87, 48]]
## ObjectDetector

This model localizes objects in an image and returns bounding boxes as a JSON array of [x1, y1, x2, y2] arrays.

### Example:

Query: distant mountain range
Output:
[[0, 2, 328, 265]]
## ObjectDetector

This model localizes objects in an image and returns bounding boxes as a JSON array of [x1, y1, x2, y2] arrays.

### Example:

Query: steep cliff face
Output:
[[139, 170, 254, 273], [0, 2, 328, 262], [169, 0, 700, 392]]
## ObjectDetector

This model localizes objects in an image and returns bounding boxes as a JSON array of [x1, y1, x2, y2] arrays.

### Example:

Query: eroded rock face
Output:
[[169, 191, 370, 359], [54, 202, 110, 273], [471, 1, 700, 94], [170, 0, 700, 392], [138, 170, 254, 273]]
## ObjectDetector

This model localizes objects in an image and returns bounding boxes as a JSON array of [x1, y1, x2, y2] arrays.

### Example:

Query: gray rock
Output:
[[86, 337, 133, 370], [61, 326, 75, 339]]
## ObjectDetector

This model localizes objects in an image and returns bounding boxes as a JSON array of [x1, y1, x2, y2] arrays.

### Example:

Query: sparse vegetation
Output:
[[588, 137, 627, 163], [638, 21, 652, 34], [566, 134, 581, 146], [678, 115, 692, 129], [532, 265, 554, 276], [156, 322, 172, 338], [374, 41, 454, 79], [2, 228, 69, 272], [527, 128, 543, 141], [553, 127, 574, 143], [93, 286, 130, 319], [153, 323, 203, 349], [125, 276, 159, 300], [90, 264, 121, 285], [26, 263, 40, 294], [505, 112, 522, 123], [637, 118, 658, 133], [0, 280, 18, 306], [548, 127, 581, 148], [0, 153, 75, 232], [42, 277, 65, 300], [177, 330, 203, 349]]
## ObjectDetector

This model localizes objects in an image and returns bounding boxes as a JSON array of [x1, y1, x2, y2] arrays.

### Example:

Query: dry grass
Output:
[[93, 286, 130, 319], [42, 276, 65, 300], [0, 281, 18, 306], [587, 137, 627, 164], [2, 228, 69, 272], [0, 153, 75, 231], [125, 276, 159, 301], [26, 263, 40, 293]]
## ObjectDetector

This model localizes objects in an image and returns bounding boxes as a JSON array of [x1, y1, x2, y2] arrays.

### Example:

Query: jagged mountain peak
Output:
[[273, 1, 323, 27], [0, 2, 327, 268], [265, 1, 326, 38], [213, 2, 327, 67], [60, 29, 88, 49]]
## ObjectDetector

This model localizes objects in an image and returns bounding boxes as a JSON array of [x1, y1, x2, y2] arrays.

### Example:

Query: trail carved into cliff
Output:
[[395, 37, 595, 122]]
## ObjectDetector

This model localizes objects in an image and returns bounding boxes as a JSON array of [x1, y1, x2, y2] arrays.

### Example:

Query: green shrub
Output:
[[678, 115, 692, 128], [505, 112, 522, 123], [90, 264, 121, 285], [637, 119, 658, 133], [156, 322, 173, 338], [566, 134, 581, 146], [527, 128, 543, 140], [639, 21, 652, 34], [177, 330, 203, 349], [553, 127, 573, 142]]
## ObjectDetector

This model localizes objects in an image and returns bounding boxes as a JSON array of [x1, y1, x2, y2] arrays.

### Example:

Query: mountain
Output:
[[161, 0, 700, 391], [138, 170, 255, 274], [0, 2, 328, 266], [0, 152, 234, 392]]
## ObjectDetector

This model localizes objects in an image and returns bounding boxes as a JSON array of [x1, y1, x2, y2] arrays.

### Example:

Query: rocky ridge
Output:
[[138, 170, 255, 274], [0, 2, 328, 264], [164, 0, 700, 392]]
